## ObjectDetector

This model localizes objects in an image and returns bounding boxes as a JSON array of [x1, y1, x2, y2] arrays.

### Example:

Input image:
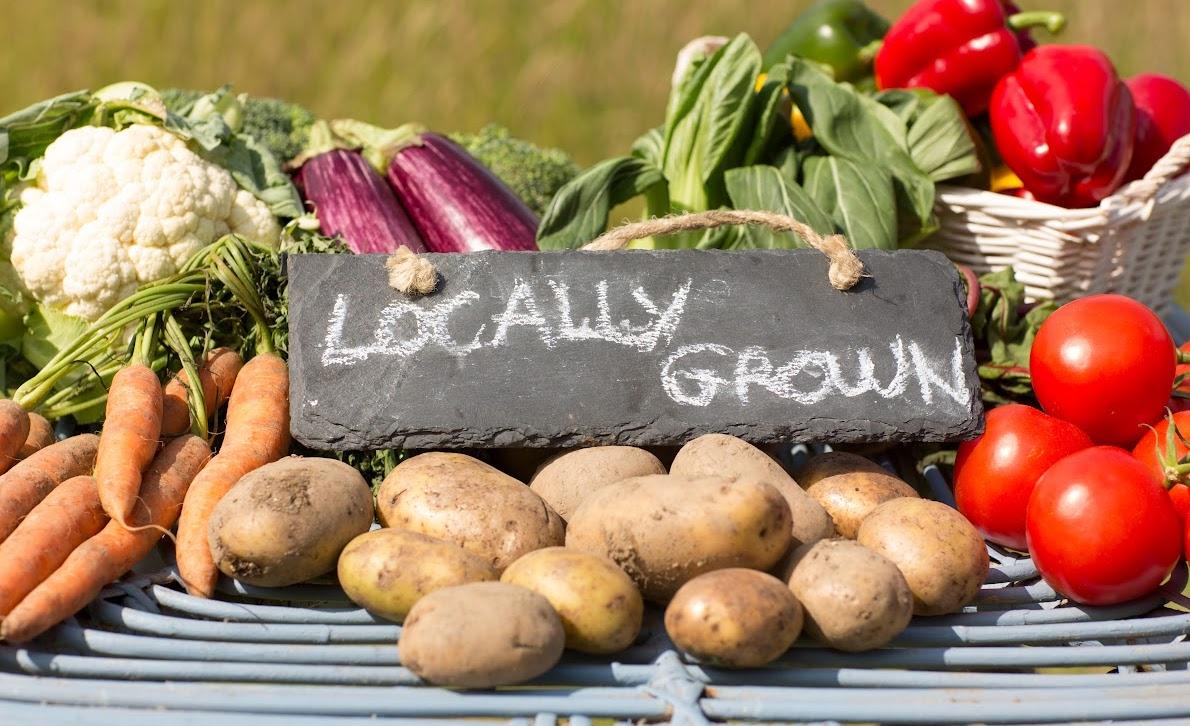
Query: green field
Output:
[[4, 0, 1187, 165]]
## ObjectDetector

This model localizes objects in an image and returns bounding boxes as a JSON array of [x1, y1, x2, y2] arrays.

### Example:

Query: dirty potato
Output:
[[501, 547, 643, 654], [209, 457, 373, 588], [399, 581, 564, 688], [529, 446, 666, 521], [671, 434, 835, 548], [566, 474, 792, 602], [338, 529, 497, 622], [783, 539, 913, 651], [376, 452, 564, 573], [857, 498, 989, 616], [799, 451, 918, 538], [664, 568, 803, 668]]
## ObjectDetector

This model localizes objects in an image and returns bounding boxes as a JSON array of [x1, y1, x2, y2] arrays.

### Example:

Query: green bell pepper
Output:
[[762, 0, 889, 81]]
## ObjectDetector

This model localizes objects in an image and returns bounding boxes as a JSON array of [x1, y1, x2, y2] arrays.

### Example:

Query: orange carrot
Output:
[[161, 348, 245, 438], [0, 434, 100, 544], [176, 353, 290, 597], [1, 434, 210, 643], [0, 400, 30, 476], [0, 475, 108, 616], [17, 413, 54, 461], [94, 364, 163, 526]]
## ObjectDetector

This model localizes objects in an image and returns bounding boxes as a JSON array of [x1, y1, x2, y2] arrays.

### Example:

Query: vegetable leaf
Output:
[[724, 165, 835, 249], [786, 59, 935, 232], [905, 94, 981, 182], [803, 156, 896, 250], [20, 304, 90, 372], [875, 89, 982, 183], [872, 89, 926, 126], [858, 93, 908, 150], [180, 89, 305, 219], [0, 91, 96, 196], [631, 126, 664, 167], [661, 34, 762, 211], [536, 156, 668, 250], [970, 267, 1057, 404]]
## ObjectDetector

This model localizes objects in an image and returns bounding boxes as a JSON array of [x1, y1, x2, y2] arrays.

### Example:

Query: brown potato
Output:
[[376, 452, 564, 573], [338, 529, 497, 622], [799, 451, 918, 538], [489, 448, 566, 483], [501, 547, 643, 654], [670, 434, 835, 548], [566, 474, 792, 602], [664, 568, 802, 668], [399, 581, 564, 688], [783, 539, 913, 652], [857, 498, 989, 616], [529, 446, 666, 521], [209, 457, 373, 587]]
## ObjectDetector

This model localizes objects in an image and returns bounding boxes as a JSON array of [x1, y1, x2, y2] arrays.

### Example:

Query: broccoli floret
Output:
[[450, 124, 580, 215], [162, 88, 316, 163], [240, 96, 317, 163]]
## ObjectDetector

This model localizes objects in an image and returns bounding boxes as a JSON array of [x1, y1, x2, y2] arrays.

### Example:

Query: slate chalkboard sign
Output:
[[287, 249, 982, 450]]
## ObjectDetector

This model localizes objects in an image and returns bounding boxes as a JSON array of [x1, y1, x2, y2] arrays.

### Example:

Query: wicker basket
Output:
[[923, 134, 1190, 313]]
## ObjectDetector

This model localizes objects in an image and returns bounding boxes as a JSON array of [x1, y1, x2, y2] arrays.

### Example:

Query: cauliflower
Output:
[[10, 124, 281, 320]]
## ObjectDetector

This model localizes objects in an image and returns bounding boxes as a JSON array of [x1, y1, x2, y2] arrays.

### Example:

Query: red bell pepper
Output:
[[990, 45, 1135, 208], [874, 0, 1065, 117], [1124, 73, 1190, 183]]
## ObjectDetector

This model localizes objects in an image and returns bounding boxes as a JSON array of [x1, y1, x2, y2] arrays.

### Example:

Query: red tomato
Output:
[[1026, 447, 1183, 605], [1131, 411, 1190, 522], [1030, 295, 1175, 447], [955, 404, 1092, 550]]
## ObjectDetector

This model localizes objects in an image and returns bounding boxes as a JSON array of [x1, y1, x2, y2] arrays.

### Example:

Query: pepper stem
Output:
[[1007, 11, 1067, 35], [1177, 350, 1190, 365], [858, 39, 883, 64]]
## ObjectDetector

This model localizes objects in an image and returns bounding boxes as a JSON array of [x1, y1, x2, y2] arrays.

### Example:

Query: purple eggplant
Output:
[[291, 122, 426, 254], [333, 120, 538, 252]]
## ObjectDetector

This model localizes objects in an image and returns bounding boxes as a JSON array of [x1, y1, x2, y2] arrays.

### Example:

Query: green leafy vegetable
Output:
[[724, 166, 835, 248], [661, 34, 763, 211], [449, 124, 580, 215], [20, 304, 89, 371], [905, 96, 981, 182], [874, 89, 981, 183], [537, 157, 667, 250], [0, 260, 26, 350], [786, 58, 935, 234], [803, 156, 896, 250], [969, 267, 1057, 404], [631, 126, 665, 167]]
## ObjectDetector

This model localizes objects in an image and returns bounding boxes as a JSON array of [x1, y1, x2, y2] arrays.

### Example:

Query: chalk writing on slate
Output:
[[287, 249, 983, 449]]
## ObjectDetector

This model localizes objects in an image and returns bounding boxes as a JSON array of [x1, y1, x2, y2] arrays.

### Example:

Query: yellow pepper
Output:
[[756, 73, 813, 143], [990, 164, 1024, 192]]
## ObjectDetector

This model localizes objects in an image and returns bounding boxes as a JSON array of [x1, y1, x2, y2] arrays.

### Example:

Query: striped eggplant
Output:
[[292, 122, 426, 254], [333, 120, 538, 252]]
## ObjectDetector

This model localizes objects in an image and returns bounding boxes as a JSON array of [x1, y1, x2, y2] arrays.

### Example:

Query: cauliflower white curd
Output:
[[10, 124, 280, 320]]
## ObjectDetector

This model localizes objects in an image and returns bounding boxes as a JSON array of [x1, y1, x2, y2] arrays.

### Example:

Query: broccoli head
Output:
[[162, 88, 316, 163], [240, 96, 317, 163], [450, 124, 580, 215]]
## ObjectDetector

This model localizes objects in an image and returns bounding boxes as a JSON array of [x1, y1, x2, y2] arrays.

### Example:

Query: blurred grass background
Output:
[[4, 0, 1186, 165], [5, 0, 1189, 302]]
